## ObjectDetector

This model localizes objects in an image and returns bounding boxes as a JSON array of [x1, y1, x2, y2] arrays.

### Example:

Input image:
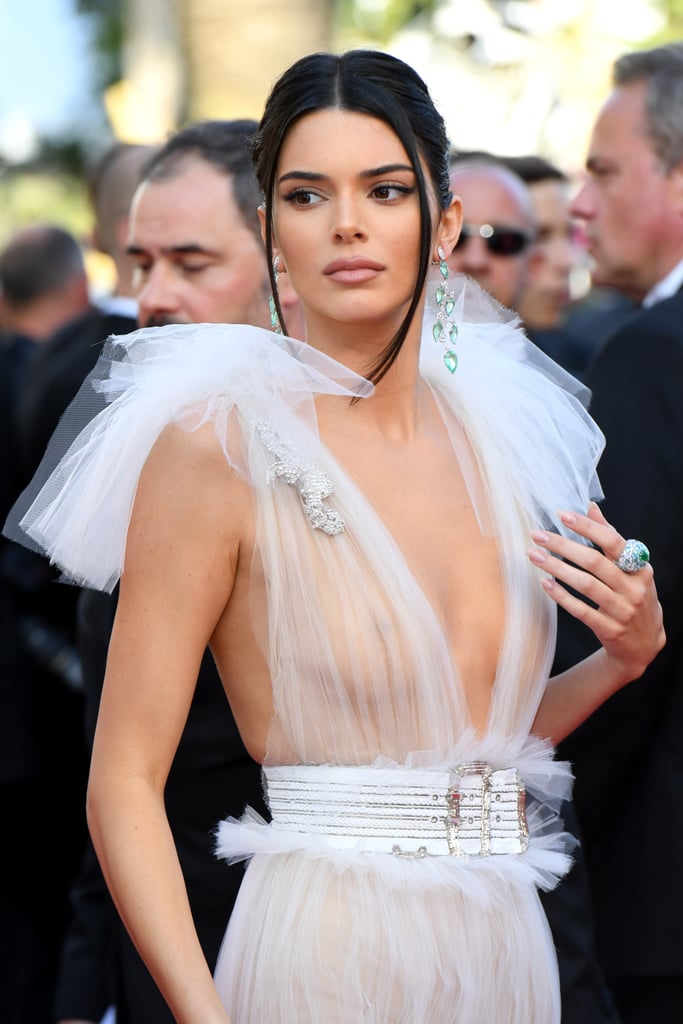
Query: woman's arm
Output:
[[530, 503, 665, 744], [87, 423, 243, 1024]]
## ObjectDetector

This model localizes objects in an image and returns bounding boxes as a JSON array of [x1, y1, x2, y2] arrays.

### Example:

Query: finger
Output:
[[539, 574, 649, 644], [529, 543, 653, 622], [556, 509, 625, 561], [587, 501, 608, 526], [539, 574, 610, 629], [529, 526, 625, 588]]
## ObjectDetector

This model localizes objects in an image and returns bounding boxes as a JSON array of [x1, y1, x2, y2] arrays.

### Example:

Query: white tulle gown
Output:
[[5, 274, 604, 1023]]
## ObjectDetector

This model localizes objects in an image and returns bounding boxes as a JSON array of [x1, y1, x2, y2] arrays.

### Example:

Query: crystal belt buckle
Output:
[[446, 760, 529, 857]]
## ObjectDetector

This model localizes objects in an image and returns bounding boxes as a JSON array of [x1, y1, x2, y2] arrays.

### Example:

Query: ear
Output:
[[435, 195, 463, 258], [258, 204, 284, 271], [257, 205, 267, 247]]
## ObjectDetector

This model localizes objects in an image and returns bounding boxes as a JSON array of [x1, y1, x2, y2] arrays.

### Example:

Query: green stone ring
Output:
[[615, 539, 650, 573]]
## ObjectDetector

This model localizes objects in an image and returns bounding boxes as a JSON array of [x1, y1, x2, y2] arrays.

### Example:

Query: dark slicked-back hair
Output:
[[141, 119, 262, 239], [614, 43, 683, 172], [252, 50, 452, 385]]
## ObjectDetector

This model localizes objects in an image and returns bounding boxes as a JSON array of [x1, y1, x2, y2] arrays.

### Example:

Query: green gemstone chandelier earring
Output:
[[269, 255, 283, 335], [433, 246, 458, 373]]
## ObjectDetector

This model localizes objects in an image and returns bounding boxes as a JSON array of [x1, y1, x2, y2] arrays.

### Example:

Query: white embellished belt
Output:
[[264, 762, 529, 859]]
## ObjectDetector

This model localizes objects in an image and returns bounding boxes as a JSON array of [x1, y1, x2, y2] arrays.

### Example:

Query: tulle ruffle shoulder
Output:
[[4, 273, 604, 595], [4, 324, 372, 591], [419, 274, 604, 537]]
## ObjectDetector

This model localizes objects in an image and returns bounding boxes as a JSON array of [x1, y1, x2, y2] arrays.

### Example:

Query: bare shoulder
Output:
[[138, 418, 248, 517], [124, 419, 252, 603]]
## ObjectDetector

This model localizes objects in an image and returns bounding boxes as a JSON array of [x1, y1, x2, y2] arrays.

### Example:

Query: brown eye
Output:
[[370, 183, 414, 201], [283, 188, 322, 207]]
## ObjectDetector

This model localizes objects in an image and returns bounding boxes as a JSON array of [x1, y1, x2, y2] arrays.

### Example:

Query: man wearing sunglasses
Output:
[[448, 154, 621, 1024], [448, 159, 539, 311]]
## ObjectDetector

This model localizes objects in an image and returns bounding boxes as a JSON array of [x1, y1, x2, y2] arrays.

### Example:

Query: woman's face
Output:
[[269, 108, 434, 340]]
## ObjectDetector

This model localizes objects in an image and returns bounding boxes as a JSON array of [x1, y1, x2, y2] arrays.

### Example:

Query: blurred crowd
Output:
[[1, 39, 682, 1024]]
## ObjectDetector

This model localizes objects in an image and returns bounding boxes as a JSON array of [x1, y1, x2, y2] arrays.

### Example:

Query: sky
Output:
[[0, 0, 97, 160]]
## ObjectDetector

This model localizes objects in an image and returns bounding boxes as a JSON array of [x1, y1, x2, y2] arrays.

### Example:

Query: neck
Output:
[[312, 318, 428, 441]]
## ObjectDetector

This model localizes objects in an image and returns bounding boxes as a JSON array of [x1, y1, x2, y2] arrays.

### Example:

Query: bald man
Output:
[[448, 159, 539, 310], [0, 225, 89, 345]]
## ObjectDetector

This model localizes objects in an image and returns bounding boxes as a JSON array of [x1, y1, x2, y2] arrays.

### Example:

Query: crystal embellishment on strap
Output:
[[446, 761, 529, 857], [254, 419, 344, 536]]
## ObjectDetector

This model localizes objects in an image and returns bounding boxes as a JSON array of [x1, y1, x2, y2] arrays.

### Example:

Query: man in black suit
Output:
[[0, 226, 92, 1024], [556, 43, 683, 1024], [53, 121, 275, 1024], [448, 156, 620, 1024]]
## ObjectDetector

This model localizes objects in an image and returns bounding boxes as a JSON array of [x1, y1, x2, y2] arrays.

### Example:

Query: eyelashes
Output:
[[370, 184, 415, 200], [281, 188, 321, 206], [281, 183, 416, 206]]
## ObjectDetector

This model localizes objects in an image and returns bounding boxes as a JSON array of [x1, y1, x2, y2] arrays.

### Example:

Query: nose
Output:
[[331, 194, 367, 243], [136, 262, 181, 326], [570, 180, 594, 222]]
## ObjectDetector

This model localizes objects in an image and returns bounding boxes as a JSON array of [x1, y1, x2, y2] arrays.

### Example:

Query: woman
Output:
[[6, 51, 662, 1022]]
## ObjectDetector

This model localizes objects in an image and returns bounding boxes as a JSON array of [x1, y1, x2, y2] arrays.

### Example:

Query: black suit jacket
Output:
[[19, 307, 136, 483], [527, 325, 598, 381], [0, 342, 38, 782], [556, 290, 683, 979]]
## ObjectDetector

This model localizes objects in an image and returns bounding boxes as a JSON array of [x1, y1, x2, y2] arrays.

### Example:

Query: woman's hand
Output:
[[529, 502, 665, 687]]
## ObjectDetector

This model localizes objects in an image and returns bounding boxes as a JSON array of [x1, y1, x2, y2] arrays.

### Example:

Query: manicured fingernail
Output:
[[528, 549, 547, 565], [531, 530, 550, 544], [559, 511, 576, 525], [541, 578, 555, 593]]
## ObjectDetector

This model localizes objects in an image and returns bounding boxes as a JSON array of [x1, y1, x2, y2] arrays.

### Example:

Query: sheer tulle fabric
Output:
[[4, 273, 604, 1022]]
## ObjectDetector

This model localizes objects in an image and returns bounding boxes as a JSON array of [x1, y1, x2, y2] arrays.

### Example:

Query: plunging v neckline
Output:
[[309, 382, 512, 736]]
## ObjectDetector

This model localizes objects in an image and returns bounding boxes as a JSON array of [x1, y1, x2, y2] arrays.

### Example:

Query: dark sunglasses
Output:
[[454, 223, 533, 257]]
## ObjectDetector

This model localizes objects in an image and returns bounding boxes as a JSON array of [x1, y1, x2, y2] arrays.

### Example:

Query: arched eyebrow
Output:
[[277, 163, 415, 185]]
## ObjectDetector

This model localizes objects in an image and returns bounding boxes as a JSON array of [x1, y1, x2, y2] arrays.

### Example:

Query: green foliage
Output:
[[338, 0, 439, 44], [0, 171, 90, 249], [76, 0, 124, 88], [646, 1, 683, 42]]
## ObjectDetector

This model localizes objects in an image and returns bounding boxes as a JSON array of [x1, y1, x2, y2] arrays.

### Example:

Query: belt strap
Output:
[[264, 762, 529, 859]]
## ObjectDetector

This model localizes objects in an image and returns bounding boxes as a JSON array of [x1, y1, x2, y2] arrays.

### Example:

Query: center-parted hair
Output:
[[251, 50, 452, 384]]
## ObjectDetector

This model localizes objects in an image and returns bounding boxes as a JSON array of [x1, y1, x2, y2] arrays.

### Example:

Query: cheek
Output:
[[391, 227, 422, 280], [278, 246, 318, 299]]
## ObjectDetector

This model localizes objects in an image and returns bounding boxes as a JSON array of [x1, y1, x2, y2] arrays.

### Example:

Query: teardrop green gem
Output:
[[443, 350, 458, 374], [436, 285, 445, 305], [445, 298, 454, 315], [433, 321, 443, 342], [439, 259, 448, 279], [449, 324, 459, 345]]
